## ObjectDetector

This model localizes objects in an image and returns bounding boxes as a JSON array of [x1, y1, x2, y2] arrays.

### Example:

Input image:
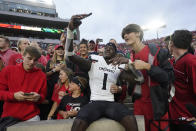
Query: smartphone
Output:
[[97, 38, 103, 42], [24, 93, 34, 96], [80, 13, 92, 20], [73, 13, 92, 29]]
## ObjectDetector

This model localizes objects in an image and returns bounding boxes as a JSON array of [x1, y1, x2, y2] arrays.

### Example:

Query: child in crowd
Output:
[[47, 66, 73, 120], [58, 76, 88, 119]]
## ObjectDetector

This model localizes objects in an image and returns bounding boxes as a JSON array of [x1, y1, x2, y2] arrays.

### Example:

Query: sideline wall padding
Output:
[[7, 115, 145, 131]]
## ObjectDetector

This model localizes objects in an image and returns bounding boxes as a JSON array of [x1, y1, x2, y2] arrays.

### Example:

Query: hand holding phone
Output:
[[14, 91, 26, 101], [69, 13, 92, 30], [25, 92, 41, 102], [96, 38, 103, 43], [79, 13, 92, 20], [24, 93, 34, 96]]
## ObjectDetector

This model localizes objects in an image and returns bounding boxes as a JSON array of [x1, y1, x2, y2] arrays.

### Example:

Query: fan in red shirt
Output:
[[0, 46, 47, 121], [0, 36, 17, 66], [47, 67, 73, 120], [112, 24, 174, 131], [8, 38, 30, 66], [168, 30, 196, 131]]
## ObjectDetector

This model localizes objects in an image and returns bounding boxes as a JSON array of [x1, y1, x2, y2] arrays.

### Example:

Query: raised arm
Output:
[[64, 15, 92, 72]]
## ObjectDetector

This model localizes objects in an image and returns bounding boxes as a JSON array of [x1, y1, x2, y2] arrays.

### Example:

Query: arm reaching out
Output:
[[65, 14, 92, 72]]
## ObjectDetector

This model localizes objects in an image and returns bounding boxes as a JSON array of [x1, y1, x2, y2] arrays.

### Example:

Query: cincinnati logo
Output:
[[16, 59, 23, 63], [68, 103, 81, 107], [66, 103, 81, 111], [99, 67, 115, 73]]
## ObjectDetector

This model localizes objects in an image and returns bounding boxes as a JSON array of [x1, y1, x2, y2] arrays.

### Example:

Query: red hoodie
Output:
[[0, 49, 17, 66], [0, 63, 47, 121]]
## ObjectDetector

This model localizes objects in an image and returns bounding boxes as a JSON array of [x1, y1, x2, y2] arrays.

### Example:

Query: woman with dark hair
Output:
[[79, 39, 89, 58], [74, 39, 89, 78]]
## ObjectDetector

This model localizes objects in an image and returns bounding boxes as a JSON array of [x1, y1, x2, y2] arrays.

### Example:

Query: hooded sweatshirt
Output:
[[0, 63, 47, 121]]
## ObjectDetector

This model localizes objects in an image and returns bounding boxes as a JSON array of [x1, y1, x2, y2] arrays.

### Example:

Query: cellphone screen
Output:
[[24, 93, 34, 96], [99, 39, 103, 42]]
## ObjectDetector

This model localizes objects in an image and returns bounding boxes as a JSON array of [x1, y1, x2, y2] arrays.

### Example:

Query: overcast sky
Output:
[[54, 0, 196, 43]]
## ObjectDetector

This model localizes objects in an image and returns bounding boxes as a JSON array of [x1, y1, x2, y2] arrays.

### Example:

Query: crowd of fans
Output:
[[0, 16, 196, 131]]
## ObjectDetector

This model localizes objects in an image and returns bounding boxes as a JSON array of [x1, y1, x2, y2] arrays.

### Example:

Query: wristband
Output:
[[67, 28, 74, 39], [128, 59, 133, 65], [65, 51, 74, 56]]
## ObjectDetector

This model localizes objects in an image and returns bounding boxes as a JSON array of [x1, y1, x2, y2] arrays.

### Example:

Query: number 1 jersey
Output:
[[88, 55, 125, 102]]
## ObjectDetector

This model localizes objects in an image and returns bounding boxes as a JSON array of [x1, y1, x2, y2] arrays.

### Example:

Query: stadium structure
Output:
[[0, 0, 79, 49]]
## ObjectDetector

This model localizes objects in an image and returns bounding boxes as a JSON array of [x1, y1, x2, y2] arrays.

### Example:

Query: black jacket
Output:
[[147, 44, 174, 120]]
